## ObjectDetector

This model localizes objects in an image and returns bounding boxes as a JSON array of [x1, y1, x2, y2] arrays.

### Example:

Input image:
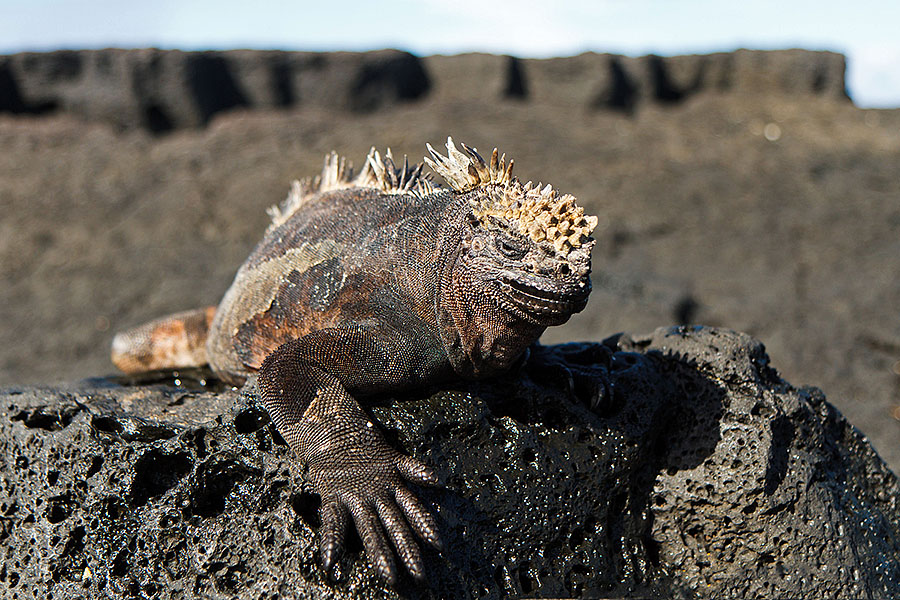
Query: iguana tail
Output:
[[111, 306, 216, 373]]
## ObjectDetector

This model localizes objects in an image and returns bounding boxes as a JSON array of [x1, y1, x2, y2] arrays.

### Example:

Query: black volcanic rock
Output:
[[2, 328, 898, 599], [0, 48, 847, 132], [0, 49, 431, 132], [424, 49, 848, 110]]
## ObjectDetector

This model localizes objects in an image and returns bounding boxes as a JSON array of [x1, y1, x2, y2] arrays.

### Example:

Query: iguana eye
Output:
[[495, 236, 528, 259]]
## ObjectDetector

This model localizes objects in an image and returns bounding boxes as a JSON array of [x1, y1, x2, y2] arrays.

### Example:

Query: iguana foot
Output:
[[297, 415, 442, 584]]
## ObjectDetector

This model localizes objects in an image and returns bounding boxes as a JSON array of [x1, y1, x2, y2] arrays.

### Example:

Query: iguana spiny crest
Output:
[[425, 137, 598, 256], [270, 137, 597, 255], [267, 146, 435, 230]]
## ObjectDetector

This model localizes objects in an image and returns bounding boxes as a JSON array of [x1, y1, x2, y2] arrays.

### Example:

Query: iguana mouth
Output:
[[498, 275, 590, 318]]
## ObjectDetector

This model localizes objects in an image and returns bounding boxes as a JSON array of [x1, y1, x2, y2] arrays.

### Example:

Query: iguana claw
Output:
[[299, 415, 441, 584]]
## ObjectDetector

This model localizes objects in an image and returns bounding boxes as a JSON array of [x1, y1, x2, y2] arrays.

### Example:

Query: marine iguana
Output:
[[111, 138, 598, 584]]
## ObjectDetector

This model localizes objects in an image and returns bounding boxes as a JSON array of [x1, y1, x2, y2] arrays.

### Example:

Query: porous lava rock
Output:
[[1, 327, 898, 599]]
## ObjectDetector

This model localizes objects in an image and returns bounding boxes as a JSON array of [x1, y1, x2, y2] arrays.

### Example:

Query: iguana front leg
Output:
[[256, 327, 443, 584]]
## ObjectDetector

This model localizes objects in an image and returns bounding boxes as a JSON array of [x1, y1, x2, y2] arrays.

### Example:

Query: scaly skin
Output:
[[112, 138, 597, 584]]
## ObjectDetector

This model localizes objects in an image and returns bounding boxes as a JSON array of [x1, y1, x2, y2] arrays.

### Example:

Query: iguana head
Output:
[[426, 138, 597, 325]]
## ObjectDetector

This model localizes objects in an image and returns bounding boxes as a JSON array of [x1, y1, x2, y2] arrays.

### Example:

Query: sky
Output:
[[2, 0, 898, 108]]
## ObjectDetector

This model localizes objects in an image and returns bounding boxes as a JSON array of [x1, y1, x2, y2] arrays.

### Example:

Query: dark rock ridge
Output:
[[427, 49, 848, 112], [0, 48, 847, 132], [2, 327, 898, 599], [0, 49, 431, 133]]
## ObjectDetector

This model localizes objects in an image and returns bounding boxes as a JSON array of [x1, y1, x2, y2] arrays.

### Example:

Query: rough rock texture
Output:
[[0, 48, 845, 132], [2, 328, 898, 599]]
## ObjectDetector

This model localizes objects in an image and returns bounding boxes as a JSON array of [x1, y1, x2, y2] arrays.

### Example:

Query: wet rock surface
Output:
[[2, 328, 898, 599]]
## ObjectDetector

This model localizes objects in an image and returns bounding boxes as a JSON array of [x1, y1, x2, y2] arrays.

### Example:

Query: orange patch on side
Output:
[[204, 305, 217, 329], [111, 307, 215, 373], [151, 319, 187, 344], [233, 263, 376, 371]]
